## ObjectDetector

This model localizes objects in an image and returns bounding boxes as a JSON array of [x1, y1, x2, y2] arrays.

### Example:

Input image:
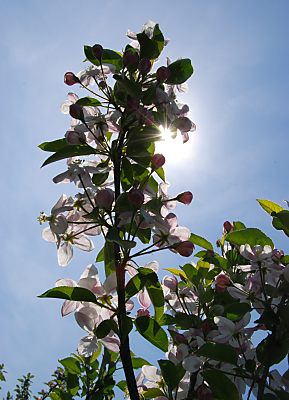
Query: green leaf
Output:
[[67, 373, 79, 395], [164, 268, 187, 279], [134, 316, 168, 352], [95, 247, 104, 263], [137, 24, 164, 60], [121, 158, 134, 190], [95, 319, 119, 339], [114, 193, 134, 213], [181, 263, 198, 282], [113, 76, 142, 99], [225, 248, 248, 268], [275, 390, 289, 400], [197, 342, 237, 365], [142, 84, 157, 105], [226, 228, 274, 248], [233, 221, 247, 230], [50, 390, 72, 400], [256, 335, 289, 366], [116, 380, 127, 392], [59, 357, 81, 375], [174, 312, 200, 329], [263, 394, 278, 400], [75, 97, 102, 107], [203, 254, 228, 269], [0, 371, 5, 382], [202, 369, 239, 400], [125, 273, 143, 300], [144, 198, 163, 214], [196, 259, 211, 269], [158, 360, 185, 391], [84, 46, 123, 72], [272, 212, 289, 237], [152, 24, 165, 55], [143, 388, 166, 399], [166, 59, 193, 85], [273, 210, 289, 231], [39, 138, 67, 152], [106, 227, 136, 249], [104, 241, 115, 276], [128, 126, 162, 146], [155, 166, 165, 181], [92, 172, 109, 186], [189, 233, 213, 250], [135, 226, 151, 244], [145, 281, 164, 322], [281, 255, 289, 265], [257, 199, 284, 215], [131, 357, 152, 369], [159, 313, 175, 326], [148, 175, 159, 193], [41, 144, 97, 167], [129, 268, 164, 321], [38, 286, 96, 302], [225, 302, 251, 321]]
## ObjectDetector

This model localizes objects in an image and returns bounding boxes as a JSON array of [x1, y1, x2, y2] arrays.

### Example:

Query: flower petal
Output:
[[57, 242, 73, 266], [73, 235, 94, 251], [182, 356, 201, 372], [77, 335, 99, 357]]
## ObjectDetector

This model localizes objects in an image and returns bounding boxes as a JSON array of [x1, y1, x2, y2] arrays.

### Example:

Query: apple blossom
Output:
[[214, 272, 231, 292]]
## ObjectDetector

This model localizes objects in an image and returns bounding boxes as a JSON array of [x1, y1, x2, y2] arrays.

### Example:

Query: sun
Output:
[[155, 125, 193, 165]]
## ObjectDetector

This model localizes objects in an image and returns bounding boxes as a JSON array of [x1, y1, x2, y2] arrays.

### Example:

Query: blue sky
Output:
[[1, 0, 289, 395]]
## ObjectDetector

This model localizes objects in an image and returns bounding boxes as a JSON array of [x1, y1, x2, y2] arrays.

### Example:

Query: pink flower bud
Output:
[[175, 333, 187, 344], [174, 116, 193, 132], [65, 130, 86, 145], [174, 241, 195, 257], [177, 191, 193, 205], [196, 385, 213, 400], [151, 153, 165, 170], [136, 309, 150, 318], [64, 72, 80, 86], [139, 57, 151, 75], [156, 66, 170, 82], [163, 275, 178, 292], [272, 248, 284, 262], [123, 50, 139, 66], [128, 188, 144, 209], [201, 320, 213, 335], [92, 44, 103, 60], [223, 220, 233, 233], [215, 272, 231, 292], [69, 104, 84, 121], [95, 189, 114, 210]]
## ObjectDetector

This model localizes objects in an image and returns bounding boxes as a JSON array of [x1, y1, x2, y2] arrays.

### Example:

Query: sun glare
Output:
[[155, 125, 193, 165]]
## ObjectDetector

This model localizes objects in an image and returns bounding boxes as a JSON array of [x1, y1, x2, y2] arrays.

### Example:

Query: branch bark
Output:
[[112, 127, 140, 400]]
